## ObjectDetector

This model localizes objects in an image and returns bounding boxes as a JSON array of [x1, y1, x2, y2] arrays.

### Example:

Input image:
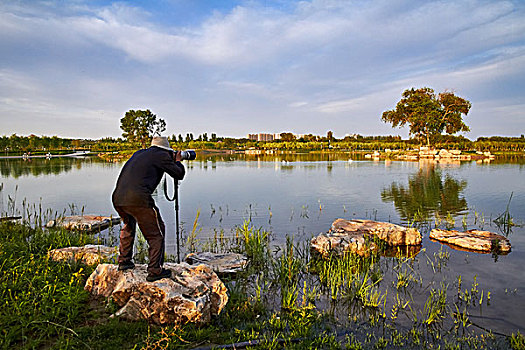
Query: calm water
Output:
[[1, 154, 524, 333]]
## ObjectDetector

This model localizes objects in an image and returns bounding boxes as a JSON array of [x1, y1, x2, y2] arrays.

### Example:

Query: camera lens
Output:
[[180, 150, 196, 160]]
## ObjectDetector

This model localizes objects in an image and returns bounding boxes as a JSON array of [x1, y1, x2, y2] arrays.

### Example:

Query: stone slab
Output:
[[311, 219, 422, 258], [429, 229, 511, 253], [185, 252, 248, 275], [331, 219, 422, 246], [46, 215, 120, 232]]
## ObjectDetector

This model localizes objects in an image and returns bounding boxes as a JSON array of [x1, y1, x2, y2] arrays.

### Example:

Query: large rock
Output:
[[311, 219, 422, 258], [46, 215, 120, 232], [48, 245, 118, 265], [185, 252, 248, 275], [311, 231, 377, 257], [331, 219, 422, 246], [430, 229, 511, 253], [85, 263, 228, 325]]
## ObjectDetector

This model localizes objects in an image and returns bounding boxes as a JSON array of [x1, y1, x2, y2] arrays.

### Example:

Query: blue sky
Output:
[[1, 0, 524, 139]]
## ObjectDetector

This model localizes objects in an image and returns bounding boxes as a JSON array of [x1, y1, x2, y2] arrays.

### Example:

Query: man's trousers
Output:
[[114, 205, 166, 275]]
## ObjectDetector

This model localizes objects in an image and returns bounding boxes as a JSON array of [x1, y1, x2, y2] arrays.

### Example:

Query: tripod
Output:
[[163, 177, 181, 263]]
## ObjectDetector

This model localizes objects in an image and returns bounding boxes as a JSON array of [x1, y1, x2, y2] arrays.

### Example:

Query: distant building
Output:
[[247, 133, 280, 141]]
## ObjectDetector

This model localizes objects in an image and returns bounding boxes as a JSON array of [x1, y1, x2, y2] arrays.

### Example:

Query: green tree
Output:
[[120, 109, 166, 148], [280, 132, 295, 142], [381, 87, 471, 146]]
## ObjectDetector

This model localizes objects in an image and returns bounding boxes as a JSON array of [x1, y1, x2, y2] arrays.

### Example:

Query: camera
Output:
[[179, 150, 196, 161]]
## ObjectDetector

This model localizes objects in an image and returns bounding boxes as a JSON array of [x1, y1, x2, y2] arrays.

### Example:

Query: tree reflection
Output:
[[0, 158, 109, 178], [381, 165, 468, 223]]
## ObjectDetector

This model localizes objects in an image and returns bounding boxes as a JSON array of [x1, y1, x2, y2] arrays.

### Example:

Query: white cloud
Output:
[[289, 101, 308, 108]]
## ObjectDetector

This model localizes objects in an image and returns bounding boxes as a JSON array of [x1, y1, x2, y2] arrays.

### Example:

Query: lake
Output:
[[1, 153, 524, 334]]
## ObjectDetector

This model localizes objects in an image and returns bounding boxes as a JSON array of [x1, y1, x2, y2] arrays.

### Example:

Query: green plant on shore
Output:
[[426, 246, 450, 274], [0, 221, 94, 349], [494, 192, 517, 235], [462, 214, 468, 230], [186, 209, 201, 253], [134, 228, 149, 263], [201, 227, 230, 253], [445, 212, 455, 229], [273, 236, 304, 310], [510, 331, 525, 350], [393, 255, 421, 290], [0, 202, 518, 350], [422, 282, 449, 327], [234, 220, 271, 271]]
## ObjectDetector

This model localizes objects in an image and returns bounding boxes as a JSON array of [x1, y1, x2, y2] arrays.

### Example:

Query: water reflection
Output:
[[0, 157, 111, 178], [381, 164, 468, 223], [196, 152, 361, 163]]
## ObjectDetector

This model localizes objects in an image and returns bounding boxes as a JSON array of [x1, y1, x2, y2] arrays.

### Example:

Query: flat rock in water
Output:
[[311, 219, 422, 258], [48, 245, 118, 265], [331, 219, 422, 245], [185, 252, 248, 275], [430, 229, 511, 253], [311, 231, 376, 257], [85, 263, 228, 325], [46, 215, 120, 232]]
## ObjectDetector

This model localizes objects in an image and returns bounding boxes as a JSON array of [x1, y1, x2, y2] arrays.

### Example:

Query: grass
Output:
[[493, 192, 519, 236], [0, 220, 94, 348], [0, 208, 521, 349]]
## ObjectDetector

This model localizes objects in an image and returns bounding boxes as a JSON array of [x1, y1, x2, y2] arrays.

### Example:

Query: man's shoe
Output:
[[146, 268, 172, 282], [118, 261, 135, 271]]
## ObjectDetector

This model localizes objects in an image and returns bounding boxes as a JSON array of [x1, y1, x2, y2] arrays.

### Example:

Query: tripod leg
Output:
[[175, 180, 180, 263]]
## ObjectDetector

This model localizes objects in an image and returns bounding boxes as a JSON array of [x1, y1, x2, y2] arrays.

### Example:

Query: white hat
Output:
[[150, 136, 172, 151]]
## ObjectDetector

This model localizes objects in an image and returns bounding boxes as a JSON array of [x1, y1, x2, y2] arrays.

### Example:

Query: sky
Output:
[[0, 0, 524, 140]]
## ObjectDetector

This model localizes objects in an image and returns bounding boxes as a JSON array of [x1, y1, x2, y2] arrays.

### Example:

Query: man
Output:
[[112, 136, 185, 282]]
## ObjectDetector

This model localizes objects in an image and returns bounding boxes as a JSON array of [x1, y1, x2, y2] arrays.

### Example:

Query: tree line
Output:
[[2, 132, 524, 155]]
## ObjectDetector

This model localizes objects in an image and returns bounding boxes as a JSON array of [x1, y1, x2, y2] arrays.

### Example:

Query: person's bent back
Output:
[[112, 146, 185, 207]]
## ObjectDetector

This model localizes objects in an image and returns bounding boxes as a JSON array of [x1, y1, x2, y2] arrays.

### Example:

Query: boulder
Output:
[[48, 245, 118, 265], [46, 215, 120, 232], [430, 229, 511, 253], [311, 230, 377, 257], [185, 252, 248, 275], [331, 219, 422, 246], [85, 263, 228, 325], [311, 219, 422, 258]]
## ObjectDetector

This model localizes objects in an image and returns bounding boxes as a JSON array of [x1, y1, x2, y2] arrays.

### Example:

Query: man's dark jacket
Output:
[[112, 146, 185, 207]]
